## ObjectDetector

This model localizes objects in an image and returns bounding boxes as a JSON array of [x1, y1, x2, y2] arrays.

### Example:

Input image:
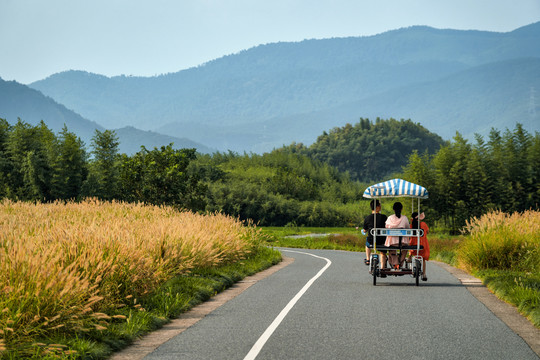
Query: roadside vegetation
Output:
[[0, 200, 281, 359], [265, 230, 365, 252]]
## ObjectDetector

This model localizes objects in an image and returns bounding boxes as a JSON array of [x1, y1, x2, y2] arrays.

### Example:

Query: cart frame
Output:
[[362, 179, 428, 286]]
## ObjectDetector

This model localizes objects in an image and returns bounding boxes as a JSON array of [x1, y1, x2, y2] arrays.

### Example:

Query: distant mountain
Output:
[[29, 22, 540, 152], [114, 126, 214, 154], [342, 57, 540, 140], [0, 77, 104, 143], [245, 57, 540, 148], [0, 78, 213, 155]]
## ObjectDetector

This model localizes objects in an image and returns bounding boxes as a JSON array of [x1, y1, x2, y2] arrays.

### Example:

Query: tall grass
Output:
[[0, 199, 266, 357], [429, 234, 465, 266], [459, 209, 540, 272]]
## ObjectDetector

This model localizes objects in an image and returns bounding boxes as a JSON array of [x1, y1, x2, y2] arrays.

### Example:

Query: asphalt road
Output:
[[144, 248, 538, 360]]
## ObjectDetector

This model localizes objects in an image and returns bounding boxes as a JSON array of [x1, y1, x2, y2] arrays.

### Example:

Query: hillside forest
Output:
[[0, 117, 538, 232]]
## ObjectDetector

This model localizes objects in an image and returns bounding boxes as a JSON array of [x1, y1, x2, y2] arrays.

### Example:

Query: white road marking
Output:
[[243, 250, 332, 360]]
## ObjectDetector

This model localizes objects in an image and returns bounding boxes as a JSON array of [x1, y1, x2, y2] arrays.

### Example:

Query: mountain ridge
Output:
[[155, 57, 540, 152], [25, 22, 540, 152]]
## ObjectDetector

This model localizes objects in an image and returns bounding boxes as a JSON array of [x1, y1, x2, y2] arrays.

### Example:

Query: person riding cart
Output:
[[362, 178, 428, 286]]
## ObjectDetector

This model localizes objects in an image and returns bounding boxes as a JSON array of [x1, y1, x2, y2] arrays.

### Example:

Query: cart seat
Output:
[[370, 228, 424, 237]]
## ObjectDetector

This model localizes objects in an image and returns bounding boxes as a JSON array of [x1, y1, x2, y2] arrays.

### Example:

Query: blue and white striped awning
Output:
[[363, 178, 429, 199]]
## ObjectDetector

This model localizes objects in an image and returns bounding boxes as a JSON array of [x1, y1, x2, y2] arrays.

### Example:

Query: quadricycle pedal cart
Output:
[[363, 178, 428, 286]]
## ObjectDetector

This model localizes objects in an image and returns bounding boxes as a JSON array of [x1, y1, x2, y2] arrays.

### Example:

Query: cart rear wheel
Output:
[[414, 259, 421, 286], [372, 258, 379, 286]]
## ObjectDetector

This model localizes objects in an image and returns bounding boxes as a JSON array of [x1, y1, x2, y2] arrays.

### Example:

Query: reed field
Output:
[[0, 199, 270, 358]]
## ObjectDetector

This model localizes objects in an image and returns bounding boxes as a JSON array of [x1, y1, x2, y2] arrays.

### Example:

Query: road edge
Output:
[[109, 256, 295, 360], [433, 260, 540, 357]]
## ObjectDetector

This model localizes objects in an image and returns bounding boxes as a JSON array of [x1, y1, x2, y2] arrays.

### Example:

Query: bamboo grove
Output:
[[402, 124, 540, 232]]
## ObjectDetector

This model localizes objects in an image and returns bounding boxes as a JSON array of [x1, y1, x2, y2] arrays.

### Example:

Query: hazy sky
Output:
[[1, 0, 539, 84]]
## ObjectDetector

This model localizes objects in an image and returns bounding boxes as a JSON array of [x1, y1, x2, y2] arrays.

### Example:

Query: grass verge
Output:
[[0, 247, 282, 359], [262, 227, 364, 251], [429, 233, 464, 266], [473, 269, 540, 328]]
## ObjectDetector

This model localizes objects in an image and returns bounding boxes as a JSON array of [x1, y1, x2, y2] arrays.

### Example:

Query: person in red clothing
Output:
[[409, 212, 430, 281]]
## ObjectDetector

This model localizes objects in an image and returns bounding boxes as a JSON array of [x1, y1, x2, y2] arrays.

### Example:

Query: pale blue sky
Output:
[[1, 0, 539, 84]]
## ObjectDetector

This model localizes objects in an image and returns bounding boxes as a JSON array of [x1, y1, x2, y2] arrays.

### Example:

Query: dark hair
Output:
[[411, 212, 419, 229], [370, 199, 381, 211], [393, 202, 403, 218]]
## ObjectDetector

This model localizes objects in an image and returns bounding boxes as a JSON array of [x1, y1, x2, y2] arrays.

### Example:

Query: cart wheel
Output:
[[372, 258, 379, 286], [414, 259, 421, 286]]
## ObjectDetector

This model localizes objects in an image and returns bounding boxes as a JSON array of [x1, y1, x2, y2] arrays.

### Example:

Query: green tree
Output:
[[401, 124, 539, 231], [21, 150, 51, 200], [118, 145, 206, 210], [289, 118, 445, 181], [5, 119, 55, 201], [486, 128, 512, 211], [84, 129, 120, 200], [463, 147, 489, 219], [529, 132, 540, 207], [54, 125, 88, 200], [0, 119, 12, 198], [431, 144, 457, 230], [402, 150, 437, 218], [505, 124, 532, 210]]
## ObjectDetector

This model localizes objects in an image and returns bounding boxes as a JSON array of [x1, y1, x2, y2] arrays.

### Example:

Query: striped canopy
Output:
[[363, 178, 429, 199]]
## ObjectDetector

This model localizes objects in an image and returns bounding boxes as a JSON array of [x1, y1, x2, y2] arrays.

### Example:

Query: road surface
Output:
[[141, 248, 538, 359]]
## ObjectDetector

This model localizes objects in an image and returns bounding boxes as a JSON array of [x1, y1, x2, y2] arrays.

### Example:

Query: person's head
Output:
[[411, 212, 425, 220], [393, 202, 403, 218], [411, 212, 419, 228], [370, 199, 381, 212], [411, 212, 425, 228]]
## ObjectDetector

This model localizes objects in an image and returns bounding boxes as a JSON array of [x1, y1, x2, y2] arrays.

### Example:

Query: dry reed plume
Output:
[[460, 209, 540, 271], [0, 199, 265, 354]]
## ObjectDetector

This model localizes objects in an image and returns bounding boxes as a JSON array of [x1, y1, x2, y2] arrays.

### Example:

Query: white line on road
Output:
[[243, 250, 332, 360]]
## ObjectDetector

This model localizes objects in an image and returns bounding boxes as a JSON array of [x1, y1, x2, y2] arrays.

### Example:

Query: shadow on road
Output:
[[373, 282, 480, 287]]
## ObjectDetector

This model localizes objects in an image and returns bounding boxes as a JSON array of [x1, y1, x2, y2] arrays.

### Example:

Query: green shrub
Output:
[[458, 210, 540, 272]]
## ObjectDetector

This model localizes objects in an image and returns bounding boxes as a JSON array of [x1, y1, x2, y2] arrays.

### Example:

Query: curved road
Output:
[[141, 248, 538, 359]]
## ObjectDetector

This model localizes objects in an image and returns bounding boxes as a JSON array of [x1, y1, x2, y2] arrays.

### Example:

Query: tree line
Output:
[[0, 119, 204, 210], [193, 150, 363, 226], [0, 118, 364, 226], [1, 118, 538, 230], [402, 123, 540, 232]]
